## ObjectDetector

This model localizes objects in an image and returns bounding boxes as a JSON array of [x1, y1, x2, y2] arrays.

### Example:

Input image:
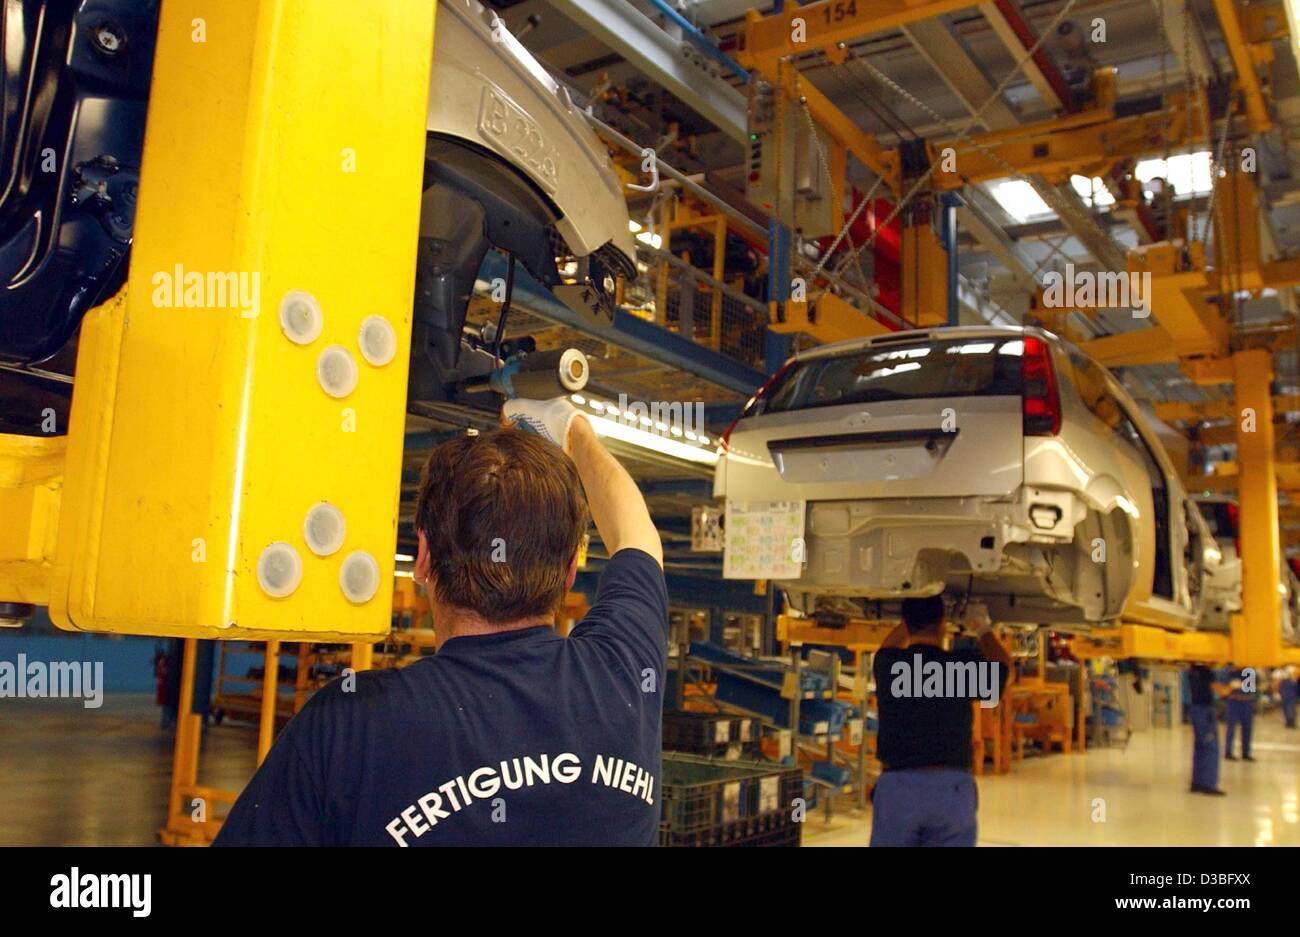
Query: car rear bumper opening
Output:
[[775, 490, 1084, 597], [785, 499, 1013, 597]]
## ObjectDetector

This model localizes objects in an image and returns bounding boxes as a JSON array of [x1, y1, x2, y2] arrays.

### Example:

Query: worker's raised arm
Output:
[[977, 628, 1012, 674], [502, 397, 663, 566], [565, 414, 663, 565]]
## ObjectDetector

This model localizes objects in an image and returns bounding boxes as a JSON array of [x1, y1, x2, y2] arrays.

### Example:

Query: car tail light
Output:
[[721, 360, 794, 451], [1022, 335, 1061, 436]]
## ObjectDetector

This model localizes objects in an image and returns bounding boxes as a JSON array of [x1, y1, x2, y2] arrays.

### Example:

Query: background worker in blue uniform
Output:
[[1277, 667, 1297, 729], [1186, 664, 1225, 795], [870, 596, 1011, 846], [1219, 665, 1257, 761]]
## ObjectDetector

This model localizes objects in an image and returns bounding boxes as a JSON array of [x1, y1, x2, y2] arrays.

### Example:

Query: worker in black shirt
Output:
[[869, 595, 1011, 847], [1187, 663, 1225, 796], [214, 398, 667, 846]]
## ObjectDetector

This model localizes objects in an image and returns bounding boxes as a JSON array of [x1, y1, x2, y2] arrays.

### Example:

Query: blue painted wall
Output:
[[1, 608, 188, 694]]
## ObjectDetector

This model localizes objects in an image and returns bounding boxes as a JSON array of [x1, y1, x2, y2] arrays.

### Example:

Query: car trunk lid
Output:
[[722, 334, 1029, 501]]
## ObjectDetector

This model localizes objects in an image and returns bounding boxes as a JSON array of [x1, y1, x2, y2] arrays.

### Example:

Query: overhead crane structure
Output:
[[722, 0, 1300, 668]]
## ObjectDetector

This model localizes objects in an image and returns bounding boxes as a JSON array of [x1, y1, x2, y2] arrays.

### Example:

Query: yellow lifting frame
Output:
[[738, 0, 977, 73], [1213, 0, 1272, 133], [927, 89, 1211, 189], [1232, 349, 1287, 666], [19, 0, 437, 641]]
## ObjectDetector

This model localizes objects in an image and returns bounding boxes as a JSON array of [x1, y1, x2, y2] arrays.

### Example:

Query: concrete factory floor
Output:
[[3, 693, 1299, 846]]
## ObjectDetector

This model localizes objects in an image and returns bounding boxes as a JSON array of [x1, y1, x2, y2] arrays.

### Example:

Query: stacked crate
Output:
[[659, 753, 803, 847], [662, 710, 764, 759]]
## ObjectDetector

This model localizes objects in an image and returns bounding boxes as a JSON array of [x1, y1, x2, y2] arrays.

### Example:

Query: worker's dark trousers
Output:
[[1189, 703, 1220, 790], [869, 769, 976, 847], [1225, 699, 1253, 758], [1281, 682, 1297, 728]]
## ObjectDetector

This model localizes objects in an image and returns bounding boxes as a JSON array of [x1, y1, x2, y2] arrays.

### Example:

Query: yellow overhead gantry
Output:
[[0, 0, 437, 642], [737, 0, 1276, 140]]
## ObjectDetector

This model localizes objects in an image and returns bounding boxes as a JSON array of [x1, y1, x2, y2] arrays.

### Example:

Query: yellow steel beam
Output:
[[736, 1, 977, 72], [776, 614, 895, 651], [1079, 327, 1178, 367], [1127, 242, 1229, 359], [1183, 356, 1235, 385], [1154, 399, 1234, 423], [1233, 350, 1285, 666], [1213, 171, 1263, 289], [901, 223, 949, 327], [1213, 0, 1272, 133], [771, 293, 893, 343], [49, 0, 436, 640], [1258, 256, 1300, 288], [1196, 420, 1299, 446], [1180, 630, 1234, 662], [766, 49, 899, 189], [930, 92, 1207, 188], [1203, 460, 1300, 491], [1157, 394, 1300, 425], [1234, 321, 1300, 354], [1071, 624, 1230, 662]]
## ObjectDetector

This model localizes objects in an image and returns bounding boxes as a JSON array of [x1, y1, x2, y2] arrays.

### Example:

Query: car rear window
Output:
[[758, 336, 1026, 414]]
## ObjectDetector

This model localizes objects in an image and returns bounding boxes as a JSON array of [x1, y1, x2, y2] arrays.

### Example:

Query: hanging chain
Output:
[[799, 101, 878, 288], [1158, 2, 1171, 164], [1198, 106, 1231, 248], [841, 0, 1088, 282]]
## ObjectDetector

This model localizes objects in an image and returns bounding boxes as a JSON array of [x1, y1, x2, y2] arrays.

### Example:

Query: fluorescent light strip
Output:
[[585, 412, 719, 465], [573, 394, 712, 450]]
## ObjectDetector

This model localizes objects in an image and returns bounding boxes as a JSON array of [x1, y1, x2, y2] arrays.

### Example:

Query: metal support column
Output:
[[1233, 349, 1283, 665], [168, 639, 201, 824], [256, 640, 282, 764], [858, 649, 870, 810], [788, 642, 802, 768], [768, 219, 791, 308], [352, 641, 375, 672], [941, 193, 962, 326]]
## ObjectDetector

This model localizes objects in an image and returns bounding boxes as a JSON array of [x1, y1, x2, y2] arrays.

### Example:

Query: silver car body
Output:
[[427, 0, 636, 264], [715, 325, 1204, 631]]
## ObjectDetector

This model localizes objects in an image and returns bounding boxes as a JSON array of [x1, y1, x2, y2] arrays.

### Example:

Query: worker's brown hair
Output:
[[414, 429, 590, 624]]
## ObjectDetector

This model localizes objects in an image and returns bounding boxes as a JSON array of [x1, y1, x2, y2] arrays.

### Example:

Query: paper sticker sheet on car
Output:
[[723, 501, 806, 580]]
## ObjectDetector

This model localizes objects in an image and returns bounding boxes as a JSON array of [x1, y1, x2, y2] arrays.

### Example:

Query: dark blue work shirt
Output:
[[1187, 665, 1215, 706], [213, 548, 668, 846]]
